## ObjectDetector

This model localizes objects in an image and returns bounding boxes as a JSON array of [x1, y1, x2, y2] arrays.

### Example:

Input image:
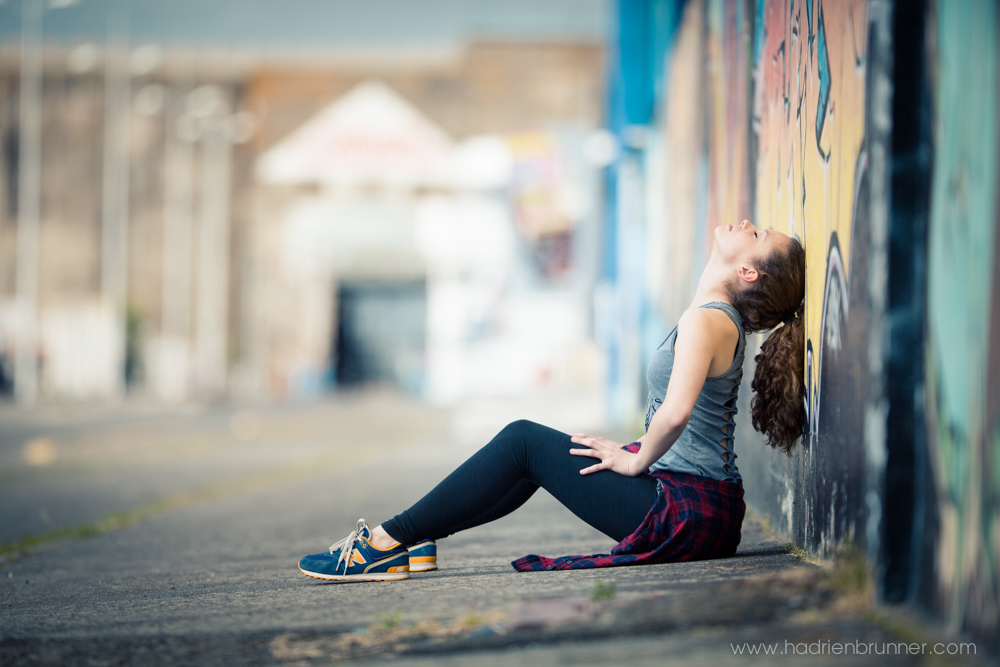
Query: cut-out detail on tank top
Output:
[[718, 385, 741, 478], [644, 302, 745, 484], [720, 412, 732, 462], [698, 305, 742, 479]]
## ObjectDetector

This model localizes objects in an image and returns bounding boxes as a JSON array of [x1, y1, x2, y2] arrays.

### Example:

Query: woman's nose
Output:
[[739, 219, 753, 230]]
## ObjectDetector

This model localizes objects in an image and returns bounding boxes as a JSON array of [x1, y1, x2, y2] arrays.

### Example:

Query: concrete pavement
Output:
[[0, 393, 986, 665]]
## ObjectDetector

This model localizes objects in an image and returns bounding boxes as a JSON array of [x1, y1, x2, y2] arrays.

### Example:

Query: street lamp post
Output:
[[159, 84, 196, 401], [195, 95, 233, 398], [101, 0, 130, 401], [12, 0, 87, 406], [170, 86, 252, 400], [13, 0, 43, 406]]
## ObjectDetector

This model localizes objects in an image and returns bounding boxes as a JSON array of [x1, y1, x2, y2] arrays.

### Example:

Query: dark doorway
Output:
[[334, 281, 427, 392]]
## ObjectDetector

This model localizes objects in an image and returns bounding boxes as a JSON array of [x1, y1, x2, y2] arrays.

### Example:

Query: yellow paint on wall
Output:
[[753, 0, 869, 417]]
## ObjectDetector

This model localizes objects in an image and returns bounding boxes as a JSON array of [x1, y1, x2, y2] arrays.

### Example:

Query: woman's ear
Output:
[[736, 265, 760, 284]]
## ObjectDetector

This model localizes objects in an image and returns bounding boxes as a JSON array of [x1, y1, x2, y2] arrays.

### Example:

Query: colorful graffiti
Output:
[[752, 0, 869, 435], [924, 0, 1000, 641], [626, 0, 1000, 648]]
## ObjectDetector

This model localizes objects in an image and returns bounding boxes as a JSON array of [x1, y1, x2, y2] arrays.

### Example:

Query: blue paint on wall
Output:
[[816, 6, 831, 154]]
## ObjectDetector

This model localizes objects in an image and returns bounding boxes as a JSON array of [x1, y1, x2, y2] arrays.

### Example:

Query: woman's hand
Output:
[[568, 434, 642, 477]]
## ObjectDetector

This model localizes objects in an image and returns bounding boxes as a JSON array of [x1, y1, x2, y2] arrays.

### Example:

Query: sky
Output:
[[0, 0, 611, 52]]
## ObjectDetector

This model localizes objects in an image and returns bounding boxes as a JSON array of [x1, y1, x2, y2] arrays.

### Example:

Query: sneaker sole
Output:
[[299, 566, 410, 582], [409, 555, 437, 572], [409, 563, 438, 572]]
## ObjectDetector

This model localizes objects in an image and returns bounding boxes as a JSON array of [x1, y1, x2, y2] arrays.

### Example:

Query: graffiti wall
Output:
[[726, 0, 877, 554], [924, 0, 1000, 644], [752, 0, 870, 443], [617, 0, 999, 646]]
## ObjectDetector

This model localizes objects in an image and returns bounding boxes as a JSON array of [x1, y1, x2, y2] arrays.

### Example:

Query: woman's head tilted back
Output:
[[720, 222, 807, 454]]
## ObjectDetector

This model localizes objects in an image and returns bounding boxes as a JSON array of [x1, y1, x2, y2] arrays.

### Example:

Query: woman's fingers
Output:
[[569, 433, 630, 475], [569, 447, 600, 458], [570, 434, 609, 444], [570, 445, 612, 475], [570, 435, 612, 449]]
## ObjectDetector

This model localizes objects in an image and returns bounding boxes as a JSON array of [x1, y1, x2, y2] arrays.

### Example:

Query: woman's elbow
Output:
[[673, 414, 693, 433], [658, 411, 691, 434]]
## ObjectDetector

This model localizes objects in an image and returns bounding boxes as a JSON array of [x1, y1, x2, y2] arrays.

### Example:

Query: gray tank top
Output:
[[644, 302, 745, 483]]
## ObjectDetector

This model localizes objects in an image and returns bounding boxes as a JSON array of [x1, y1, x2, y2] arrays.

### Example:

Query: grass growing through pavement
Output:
[[375, 612, 403, 632], [590, 580, 617, 601], [828, 544, 874, 612], [461, 613, 482, 627], [782, 542, 819, 563], [0, 445, 379, 567]]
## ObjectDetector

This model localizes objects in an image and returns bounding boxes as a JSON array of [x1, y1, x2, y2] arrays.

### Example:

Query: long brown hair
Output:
[[728, 238, 807, 453]]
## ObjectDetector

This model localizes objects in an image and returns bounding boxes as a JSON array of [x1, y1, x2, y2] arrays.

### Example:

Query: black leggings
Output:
[[381, 420, 659, 546]]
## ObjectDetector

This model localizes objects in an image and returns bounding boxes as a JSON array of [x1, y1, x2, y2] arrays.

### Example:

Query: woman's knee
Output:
[[498, 419, 566, 447], [495, 419, 569, 463], [499, 419, 540, 439]]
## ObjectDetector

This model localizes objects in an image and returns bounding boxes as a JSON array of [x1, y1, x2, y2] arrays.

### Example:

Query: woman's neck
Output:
[[690, 260, 734, 308]]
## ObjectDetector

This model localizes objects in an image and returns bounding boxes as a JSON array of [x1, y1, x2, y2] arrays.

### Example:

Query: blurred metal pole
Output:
[[0, 82, 6, 269], [160, 90, 195, 400], [100, 0, 130, 401], [226, 111, 259, 400], [194, 94, 232, 397], [615, 152, 644, 427], [14, 0, 43, 407], [237, 180, 262, 399]]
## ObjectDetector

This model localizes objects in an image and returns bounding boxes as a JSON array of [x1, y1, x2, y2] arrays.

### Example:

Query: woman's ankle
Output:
[[369, 525, 399, 550]]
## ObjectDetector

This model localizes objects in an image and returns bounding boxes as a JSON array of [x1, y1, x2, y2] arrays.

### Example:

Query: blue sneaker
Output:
[[298, 519, 410, 582], [408, 540, 437, 572]]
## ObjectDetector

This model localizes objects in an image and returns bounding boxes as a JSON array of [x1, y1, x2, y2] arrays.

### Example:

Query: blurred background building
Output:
[[0, 0, 613, 407]]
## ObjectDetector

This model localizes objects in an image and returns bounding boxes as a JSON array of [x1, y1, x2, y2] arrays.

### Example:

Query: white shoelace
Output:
[[328, 518, 367, 574]]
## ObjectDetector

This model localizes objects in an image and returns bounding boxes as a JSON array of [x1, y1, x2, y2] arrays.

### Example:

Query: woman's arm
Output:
[[569, 307, 727, 476]]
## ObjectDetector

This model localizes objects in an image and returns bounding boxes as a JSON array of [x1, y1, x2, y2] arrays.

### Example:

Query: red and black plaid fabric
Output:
[[511, 442, 745, 571]]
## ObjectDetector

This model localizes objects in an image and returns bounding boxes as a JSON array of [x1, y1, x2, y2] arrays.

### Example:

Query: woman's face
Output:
[[714, 219, 792, 268]]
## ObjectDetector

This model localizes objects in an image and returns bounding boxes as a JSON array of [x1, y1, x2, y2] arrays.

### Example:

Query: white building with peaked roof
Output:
[[248, 79, 518, 403], [256, 80, 455, 189], [245, 79, 601, 412]]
